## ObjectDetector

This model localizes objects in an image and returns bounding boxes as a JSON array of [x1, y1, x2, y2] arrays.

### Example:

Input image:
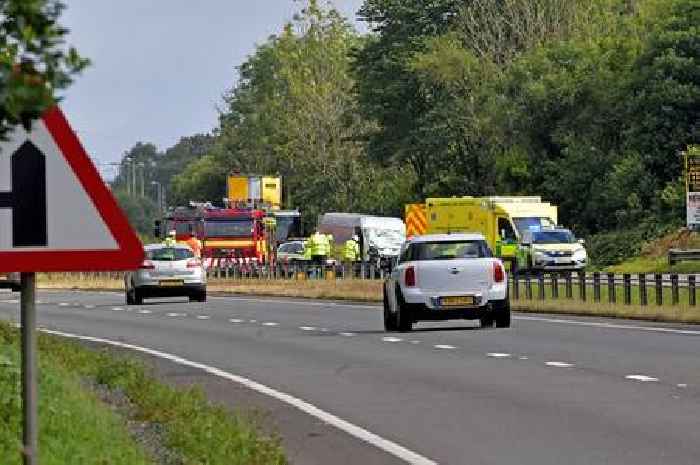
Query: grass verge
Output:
[[0, 321, 286, 465], [0, 325, 152, 465], [604, 256, 700, 274]]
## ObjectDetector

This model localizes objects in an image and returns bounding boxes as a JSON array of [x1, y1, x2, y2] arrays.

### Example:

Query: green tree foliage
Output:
[[0, 0, 88, 138], [207, 0, 411, 229]]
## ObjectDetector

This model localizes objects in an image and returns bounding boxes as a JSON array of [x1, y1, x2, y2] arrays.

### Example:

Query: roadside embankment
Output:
[[0, 321, 286, 465]]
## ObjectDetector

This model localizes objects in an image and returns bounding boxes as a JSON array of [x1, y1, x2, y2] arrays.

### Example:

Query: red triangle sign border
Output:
[[0, 106, 144, 272]]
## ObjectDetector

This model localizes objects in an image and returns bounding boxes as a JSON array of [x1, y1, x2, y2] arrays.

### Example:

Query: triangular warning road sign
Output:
[[0, 106, 144, 272]]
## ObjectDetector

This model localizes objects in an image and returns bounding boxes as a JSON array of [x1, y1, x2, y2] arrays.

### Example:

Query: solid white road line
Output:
[[625, 375, 659, 382], [515, 315, 700, 336], [39, 328, 437, 465]]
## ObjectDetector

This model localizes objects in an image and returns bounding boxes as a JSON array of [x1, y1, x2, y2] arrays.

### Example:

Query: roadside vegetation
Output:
[[109, 0, 698, 270], [0, 321, 287, 465], [604, 230, 700, 274]]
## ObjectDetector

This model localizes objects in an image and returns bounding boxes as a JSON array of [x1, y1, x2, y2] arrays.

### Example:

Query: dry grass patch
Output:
[[208, 278, 383, 302], [37, 273, 124, 291], [512, 299, 700, 324]]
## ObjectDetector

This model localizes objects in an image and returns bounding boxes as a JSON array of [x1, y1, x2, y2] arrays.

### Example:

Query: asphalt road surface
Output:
[[1, 290, 699, 465]]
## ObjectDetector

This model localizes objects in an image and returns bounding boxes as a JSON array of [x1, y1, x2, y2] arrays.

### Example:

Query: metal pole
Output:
[[21, 272, 38, 465]]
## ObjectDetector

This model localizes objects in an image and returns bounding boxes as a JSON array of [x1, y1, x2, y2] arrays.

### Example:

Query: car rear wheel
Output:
[[383, 286, 398, 332], [190, 290, 207, 303], [480, 313, 494, 328], [494, 299, 511, 328], [395, 287, 413, 332]]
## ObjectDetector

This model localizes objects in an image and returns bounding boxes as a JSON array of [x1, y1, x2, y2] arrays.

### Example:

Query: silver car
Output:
[[125, 244, 206, 305]]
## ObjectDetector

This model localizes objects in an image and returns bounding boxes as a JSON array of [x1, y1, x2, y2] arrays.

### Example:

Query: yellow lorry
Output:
[[411, 197, 558, 269]]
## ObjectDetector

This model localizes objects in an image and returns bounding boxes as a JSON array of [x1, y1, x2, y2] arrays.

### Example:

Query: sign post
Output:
[[20, 272, 37, 465], [687, 146, 700, 231], [0, 107, 144, 464]]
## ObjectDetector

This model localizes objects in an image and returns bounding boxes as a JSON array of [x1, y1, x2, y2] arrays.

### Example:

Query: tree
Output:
[[0, 0, 88, 138]]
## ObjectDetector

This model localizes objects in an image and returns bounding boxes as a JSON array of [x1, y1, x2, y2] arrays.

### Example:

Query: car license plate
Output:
[[441, 296, 474, 307], [159, 280, 184, 287]]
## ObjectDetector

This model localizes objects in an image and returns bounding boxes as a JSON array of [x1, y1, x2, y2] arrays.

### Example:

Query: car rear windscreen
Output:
[[147, 248, 194, 261], [403, 241, 492, 262]]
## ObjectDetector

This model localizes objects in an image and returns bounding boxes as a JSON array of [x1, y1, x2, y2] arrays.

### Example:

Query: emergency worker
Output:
[[185, 235, 203, 258], [163, 230, 177, 247], [343, 235, 360, 263]]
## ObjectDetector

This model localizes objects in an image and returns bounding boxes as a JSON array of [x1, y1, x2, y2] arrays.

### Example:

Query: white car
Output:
[[384, 233, 510, 332], [124, 244, 206, 305]]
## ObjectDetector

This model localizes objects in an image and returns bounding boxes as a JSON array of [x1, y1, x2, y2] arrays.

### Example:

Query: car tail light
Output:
[[187, 258, 201, 268], [140, 260, 155, 270], [493, 262, 505, 283], [405, 266, 416, 287]]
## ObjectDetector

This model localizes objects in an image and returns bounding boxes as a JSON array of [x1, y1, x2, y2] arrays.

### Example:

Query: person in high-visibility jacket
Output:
[[163, 230, 177, 247], [184, 235, 203, 258], [342, 235, 360, 262], [308, 231, 331, 265]]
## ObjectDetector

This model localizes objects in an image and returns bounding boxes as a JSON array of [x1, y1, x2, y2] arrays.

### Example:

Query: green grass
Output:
[[604, 256, 700, 274], [0, 322, 287, 465], [510, 281, 700, 323], [0, 329, 153, 465]]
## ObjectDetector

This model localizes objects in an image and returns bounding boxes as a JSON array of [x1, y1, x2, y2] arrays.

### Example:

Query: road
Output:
[[1, 290, 699, 465]]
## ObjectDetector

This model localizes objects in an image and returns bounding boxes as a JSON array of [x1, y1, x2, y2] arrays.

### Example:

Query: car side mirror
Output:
[[154, 220, 162, 240]]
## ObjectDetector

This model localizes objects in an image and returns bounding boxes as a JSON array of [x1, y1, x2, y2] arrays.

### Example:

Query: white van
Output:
[[317, 213, 406, 267]]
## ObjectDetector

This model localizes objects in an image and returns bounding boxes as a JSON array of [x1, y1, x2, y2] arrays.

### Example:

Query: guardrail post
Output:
[[655, 274, 663, 306], [537, 273, 545, 300], [360, 262, 366, 280], [578, 271, 587, 301], [512, 273, 520, 300], [593, 272, 601, 302], [639, 274, 647, 306], [689, 275, 696, 306], [215, 266, 221, 280], [565, 272, 573, 299], [607, 272, 616, 304], [550, 273, 559, 299], [525, 273, 533, 300], [623, 274, 631, 305], [671, 274, 679, 305]]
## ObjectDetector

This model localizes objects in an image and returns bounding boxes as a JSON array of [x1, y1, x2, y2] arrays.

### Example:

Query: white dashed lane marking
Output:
[[677, 384, 688, 388], [59, 303, 70, 307], [249, 320, 258, 323], [84, 305, 95, 309], [487, 353, 512, 358], [625, 375, 659, 382], [434, 344, 457, 350], [196, 315, 211, 320], [546, 361, 575, 368], [229, 319, 244, 323], [166, 312, 186, 317], [262, 322, 279, 327], [338, 332, 356, 337], [299, 326, 317, 331], [138, 309, 152, 314], [111, 307, 125, 311], [382, 337, 403, 343]]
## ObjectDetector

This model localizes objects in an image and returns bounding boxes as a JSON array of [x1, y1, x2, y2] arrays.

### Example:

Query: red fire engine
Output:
[[162, 203, 269, 268]]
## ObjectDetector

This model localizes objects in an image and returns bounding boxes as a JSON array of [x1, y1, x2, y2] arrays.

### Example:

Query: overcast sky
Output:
[[60, 1, 366, 179]]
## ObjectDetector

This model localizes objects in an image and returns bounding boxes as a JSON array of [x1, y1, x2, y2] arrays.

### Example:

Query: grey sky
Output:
[[60, 1, 366, 179]]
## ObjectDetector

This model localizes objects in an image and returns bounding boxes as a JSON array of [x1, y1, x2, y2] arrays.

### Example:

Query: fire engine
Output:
[[161, 202, 269, 268]]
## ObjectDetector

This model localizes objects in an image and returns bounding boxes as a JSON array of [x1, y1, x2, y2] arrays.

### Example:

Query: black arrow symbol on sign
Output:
[[0, 141, 48, 247]]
